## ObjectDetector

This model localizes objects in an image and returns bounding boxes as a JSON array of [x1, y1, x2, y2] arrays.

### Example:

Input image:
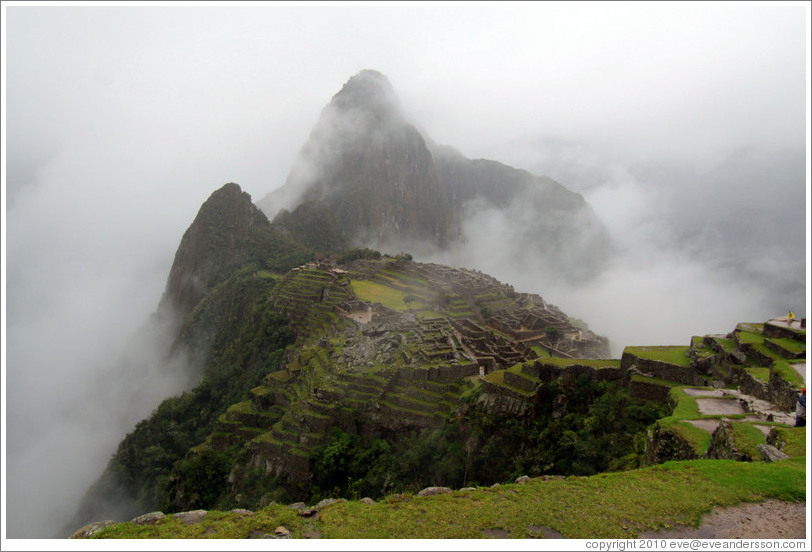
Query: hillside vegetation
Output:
[[69, 181, 806, 539], [90, 458, 805, 539]]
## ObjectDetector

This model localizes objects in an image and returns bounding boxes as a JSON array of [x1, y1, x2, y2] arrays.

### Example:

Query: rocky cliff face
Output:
[[160, 183, 278, 316], [259, 70, 456, 248]]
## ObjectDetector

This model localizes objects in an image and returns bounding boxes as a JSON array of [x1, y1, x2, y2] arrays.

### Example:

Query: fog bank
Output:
[[3, 3, 807, 540]]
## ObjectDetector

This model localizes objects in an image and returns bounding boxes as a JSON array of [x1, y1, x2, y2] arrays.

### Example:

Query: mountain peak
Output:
[[159, 183, 268, 316], [330, 69, 401, 118]]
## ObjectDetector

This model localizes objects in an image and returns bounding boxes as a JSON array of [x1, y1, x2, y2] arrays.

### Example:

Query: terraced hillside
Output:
[[627, 318, 806, 465], [176, 253, 805, 514], [80, 311, 806, 539], [196, 259, 611, 502], [473, 313, 805, 469], [76, 232, 806, 532]]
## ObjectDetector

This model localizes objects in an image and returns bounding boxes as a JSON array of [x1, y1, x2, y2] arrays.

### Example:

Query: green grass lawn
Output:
[[771, 360, 806, 389], [729, 422, 767, 459], [625, 346, 691, 367], [657, 419, 712, 456], [768, 427, 807, 458], [537, 357, 621, 368], [351, 279, 410, 311], [483, 370, 504, 385], [530, 345, 551, 358], [767, 337, 806, 355], [736, 330, 765, 345], [91, 458, 805, 539], [630, 374, 685, 388], [745, 367, 770, 384], [712, 337, 737, 353]]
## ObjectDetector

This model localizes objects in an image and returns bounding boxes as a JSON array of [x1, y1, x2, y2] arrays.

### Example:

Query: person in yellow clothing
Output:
[[787, 310, 795, 327]]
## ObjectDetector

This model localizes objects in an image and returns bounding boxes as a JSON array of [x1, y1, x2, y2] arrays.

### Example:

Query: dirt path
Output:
[[639, 500, 806, 539], [790, 362, 806, 384]]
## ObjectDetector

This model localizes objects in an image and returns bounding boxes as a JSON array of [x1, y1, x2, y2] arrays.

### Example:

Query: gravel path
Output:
[[639, 500, 806, 539]]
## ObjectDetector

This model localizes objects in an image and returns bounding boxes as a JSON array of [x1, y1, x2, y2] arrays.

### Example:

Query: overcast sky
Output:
[[2, 1, 810, 541]]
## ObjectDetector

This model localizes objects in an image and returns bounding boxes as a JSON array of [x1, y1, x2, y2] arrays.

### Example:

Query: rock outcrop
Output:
[[159, 183, 270, 315]]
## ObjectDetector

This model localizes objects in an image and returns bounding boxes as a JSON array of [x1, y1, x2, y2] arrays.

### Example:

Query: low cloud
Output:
[[4, 4, 807, 539], [4, 144, 202, 538], [421, 146, 805, 356]]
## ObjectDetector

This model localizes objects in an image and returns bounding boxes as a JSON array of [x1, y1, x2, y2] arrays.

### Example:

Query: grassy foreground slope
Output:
[[93, 458, 805, 539]]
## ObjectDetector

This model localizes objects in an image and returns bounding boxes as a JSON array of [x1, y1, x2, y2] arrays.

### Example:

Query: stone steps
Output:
[[719, 389, 795, 426]]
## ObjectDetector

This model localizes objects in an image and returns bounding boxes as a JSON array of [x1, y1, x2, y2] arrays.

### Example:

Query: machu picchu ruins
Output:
[[189, 255, 806, 494]]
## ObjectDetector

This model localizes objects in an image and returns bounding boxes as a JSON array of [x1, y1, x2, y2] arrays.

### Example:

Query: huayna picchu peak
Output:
[[260, 69, 455, 250], [65, 71, 805, 540], [330, 69, 403, 118], [258, 70, 612, 280]]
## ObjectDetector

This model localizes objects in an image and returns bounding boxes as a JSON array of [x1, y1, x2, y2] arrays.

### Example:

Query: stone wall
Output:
[[480, 379, 529, 402], [705, 421, 752, 461], [731, 367, 770, 402], [768, 370, 801, 412], [503, 371, 538, 393], [249, 440, 311, 482], [645, 422, 699, 464], [398, 363, 479, 383], [521, 360, 625, 383], [763, 322, 805, 341], [476, 381, 532, 416], [620, 353, 706, 386], [737, 342, 776, 368], [764, 339, 805, 360], [629, 379, 672, 402]]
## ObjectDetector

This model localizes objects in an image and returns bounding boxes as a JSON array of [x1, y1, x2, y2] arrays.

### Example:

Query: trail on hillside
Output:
[[639, 500, 806, 539]]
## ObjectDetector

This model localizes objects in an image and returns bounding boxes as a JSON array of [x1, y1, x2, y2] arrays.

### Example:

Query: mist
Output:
[[3, 2, 809, 541], [420, 143, 807, 356]]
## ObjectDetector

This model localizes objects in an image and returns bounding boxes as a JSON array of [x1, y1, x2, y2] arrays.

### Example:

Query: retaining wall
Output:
[[620, 353, 706, 386]]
